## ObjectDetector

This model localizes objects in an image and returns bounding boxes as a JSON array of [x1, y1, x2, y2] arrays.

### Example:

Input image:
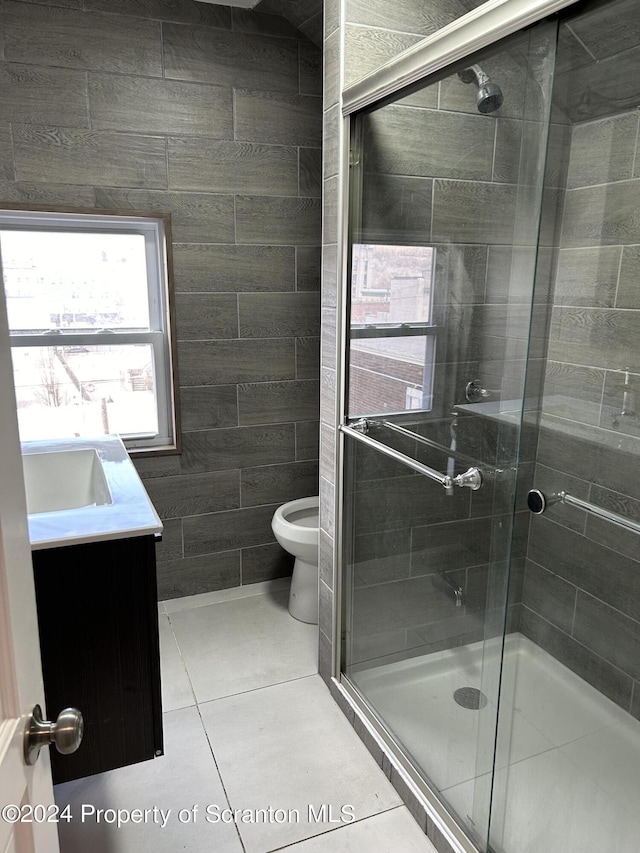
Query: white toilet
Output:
[[271, 495, 319, 624]]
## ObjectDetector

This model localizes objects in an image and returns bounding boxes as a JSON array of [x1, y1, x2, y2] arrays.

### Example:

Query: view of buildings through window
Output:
[[2, 229, 160, 443], [349, 244, 436, 416]]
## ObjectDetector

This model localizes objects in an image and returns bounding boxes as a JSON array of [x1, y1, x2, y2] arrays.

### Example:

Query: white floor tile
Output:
[[158, 613, 195, 712], [199, 675, 403, 853], [55, 706, 243, 853], [280, 807, 438, 852], [169, 588, 317, 702], [163, 577, 291, 613]]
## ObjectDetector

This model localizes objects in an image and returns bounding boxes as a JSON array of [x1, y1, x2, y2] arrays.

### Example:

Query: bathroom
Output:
[[1, 0, 640, 851]]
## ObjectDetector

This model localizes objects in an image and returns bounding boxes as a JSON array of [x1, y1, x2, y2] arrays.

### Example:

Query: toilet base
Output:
[[288, 557, 318, 624]]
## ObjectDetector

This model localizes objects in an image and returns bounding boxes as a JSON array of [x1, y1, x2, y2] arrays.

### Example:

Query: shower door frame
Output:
[[330, 0, 581, 850]]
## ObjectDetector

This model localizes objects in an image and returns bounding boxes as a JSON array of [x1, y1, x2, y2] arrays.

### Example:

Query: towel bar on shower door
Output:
[[339, 420, 483, 490], [527, 489, 640, 536]]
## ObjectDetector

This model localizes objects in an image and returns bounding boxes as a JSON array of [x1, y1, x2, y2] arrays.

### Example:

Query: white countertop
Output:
[[22, 436, 163, 550]]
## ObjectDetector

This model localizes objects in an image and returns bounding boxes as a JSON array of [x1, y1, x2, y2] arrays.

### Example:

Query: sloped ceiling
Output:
[[254, 0, 323, 45]]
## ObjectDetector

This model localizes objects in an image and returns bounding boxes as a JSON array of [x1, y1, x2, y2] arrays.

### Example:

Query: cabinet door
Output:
[[32, 535, 163, 784]]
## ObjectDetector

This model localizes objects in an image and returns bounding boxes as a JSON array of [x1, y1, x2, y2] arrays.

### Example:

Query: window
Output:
[[0, 209, 179, 453], [347, 244, 437, 417]]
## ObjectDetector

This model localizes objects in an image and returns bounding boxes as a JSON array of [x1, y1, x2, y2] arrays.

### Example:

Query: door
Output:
[[0, 250, 60, 853], [339, 17, 558, 851]]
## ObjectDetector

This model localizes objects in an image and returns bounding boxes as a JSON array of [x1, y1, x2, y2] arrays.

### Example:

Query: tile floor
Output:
[[54, 579, 438, 853]]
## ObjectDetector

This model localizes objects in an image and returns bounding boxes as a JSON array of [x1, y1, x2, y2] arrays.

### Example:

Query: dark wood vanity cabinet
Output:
[[32, 534, 163, 784]]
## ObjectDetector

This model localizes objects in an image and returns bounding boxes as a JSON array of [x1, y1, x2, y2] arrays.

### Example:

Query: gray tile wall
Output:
[[522, 104, 640, 721], [0, 0, 322, 598]]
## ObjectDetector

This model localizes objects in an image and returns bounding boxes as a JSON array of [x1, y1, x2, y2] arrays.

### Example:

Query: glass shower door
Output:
[[340, 19, 558, 850]]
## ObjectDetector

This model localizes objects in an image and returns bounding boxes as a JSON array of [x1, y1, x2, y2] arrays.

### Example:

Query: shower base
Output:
[[351, 632, 640, 853]]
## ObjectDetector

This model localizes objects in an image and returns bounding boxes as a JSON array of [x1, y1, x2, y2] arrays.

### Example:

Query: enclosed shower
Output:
[[336, 0, 640, 850]]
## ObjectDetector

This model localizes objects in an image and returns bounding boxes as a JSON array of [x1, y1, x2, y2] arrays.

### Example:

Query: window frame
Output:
[[0, 206, 180, 455]]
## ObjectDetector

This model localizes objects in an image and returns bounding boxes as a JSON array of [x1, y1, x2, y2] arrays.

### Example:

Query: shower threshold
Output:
[[351, 633, 640, 853]]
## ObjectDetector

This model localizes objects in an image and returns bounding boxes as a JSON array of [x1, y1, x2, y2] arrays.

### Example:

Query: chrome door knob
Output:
[[24, 704, 83, 766]]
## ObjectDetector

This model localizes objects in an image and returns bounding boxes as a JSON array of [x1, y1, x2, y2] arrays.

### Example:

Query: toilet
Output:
[[271, 495, 319, 624]]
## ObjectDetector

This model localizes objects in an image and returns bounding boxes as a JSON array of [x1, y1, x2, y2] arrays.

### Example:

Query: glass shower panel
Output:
[[342, 20, 557, 851], [490, 1, 640, 851]]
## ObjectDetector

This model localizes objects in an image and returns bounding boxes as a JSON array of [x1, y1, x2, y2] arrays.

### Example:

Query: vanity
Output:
[[23, 436, 164, 785]]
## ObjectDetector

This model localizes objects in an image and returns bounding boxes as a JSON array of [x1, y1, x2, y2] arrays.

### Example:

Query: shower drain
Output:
[[453, 687, 488, 710]]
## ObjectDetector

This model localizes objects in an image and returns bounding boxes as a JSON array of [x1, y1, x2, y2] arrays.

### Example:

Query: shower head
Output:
[[457, 64, 504, 114]]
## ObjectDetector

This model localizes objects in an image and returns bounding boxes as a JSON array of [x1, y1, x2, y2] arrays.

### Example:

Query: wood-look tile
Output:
[[410, 517, 491, 576], [183, 503, 279, 556], [163, 23, 299, 91], [241, 460, 319, 507], [362, 174, 432, 244], [231, 8, 300, 39], [175, 293, 238, 341], [600, 369, 640, 440], [574, 591, 640, 680], [95, 188, 235, 243], [554, 246, 621, 307], [0, 62, 88, 128], [617, 245, 640, 308], [12, 124, 167, 187], [168, 137, 298, 195], [86, 0, 232, 28], [343, 25, 421, 87], [299, 147, 322, 198], [157, 550, 241, 599], [347, 0, 467, 35], [562, 181, 640, 248], [17, 0, 83, 8], [133, 454, 181, 480], [322, 175, 338, 245], [569, 0, 640, 62], [323, 28, 340, 111], [493, 118, 523, 184], [234, 90, 321, 146], [323, 104, 340, 180], [180, 424, 295, 475], [296, 419, 320, 461], [324, 0, 339, 37], [522, 559, 577, 634], [172, 243, 295, 293], [4, 2, 163, 76], [89, 73, 233, 137], [145, 470, 240, 519], [299, 40, 322, 96], [364, 105, 495, 181], [237, 379, 319, 425], [567, 112, 638, 189], [238, 292, 320, 338], [178, 338, 295, 386], [542, 361, 605, 425], [179, 385, 238, 431], [528, 515, 640, 622], [0, 124, 15, 181], [0, 180, 97, 206], [296, 336, 320, 379], [241, 542, 293, 585], [235, 195, 321, 244], [153, 517, 183, 563], [296, 246, 321, 291], [586, 485, 640, 563], [298, 12, 322, 48], [548, 306, 640, 370], [432, 179, 517, 244]]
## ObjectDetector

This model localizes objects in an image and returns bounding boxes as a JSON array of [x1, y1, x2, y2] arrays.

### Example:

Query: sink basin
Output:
[[23, 448, 113, 514], [21, 436, 162, 550]]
